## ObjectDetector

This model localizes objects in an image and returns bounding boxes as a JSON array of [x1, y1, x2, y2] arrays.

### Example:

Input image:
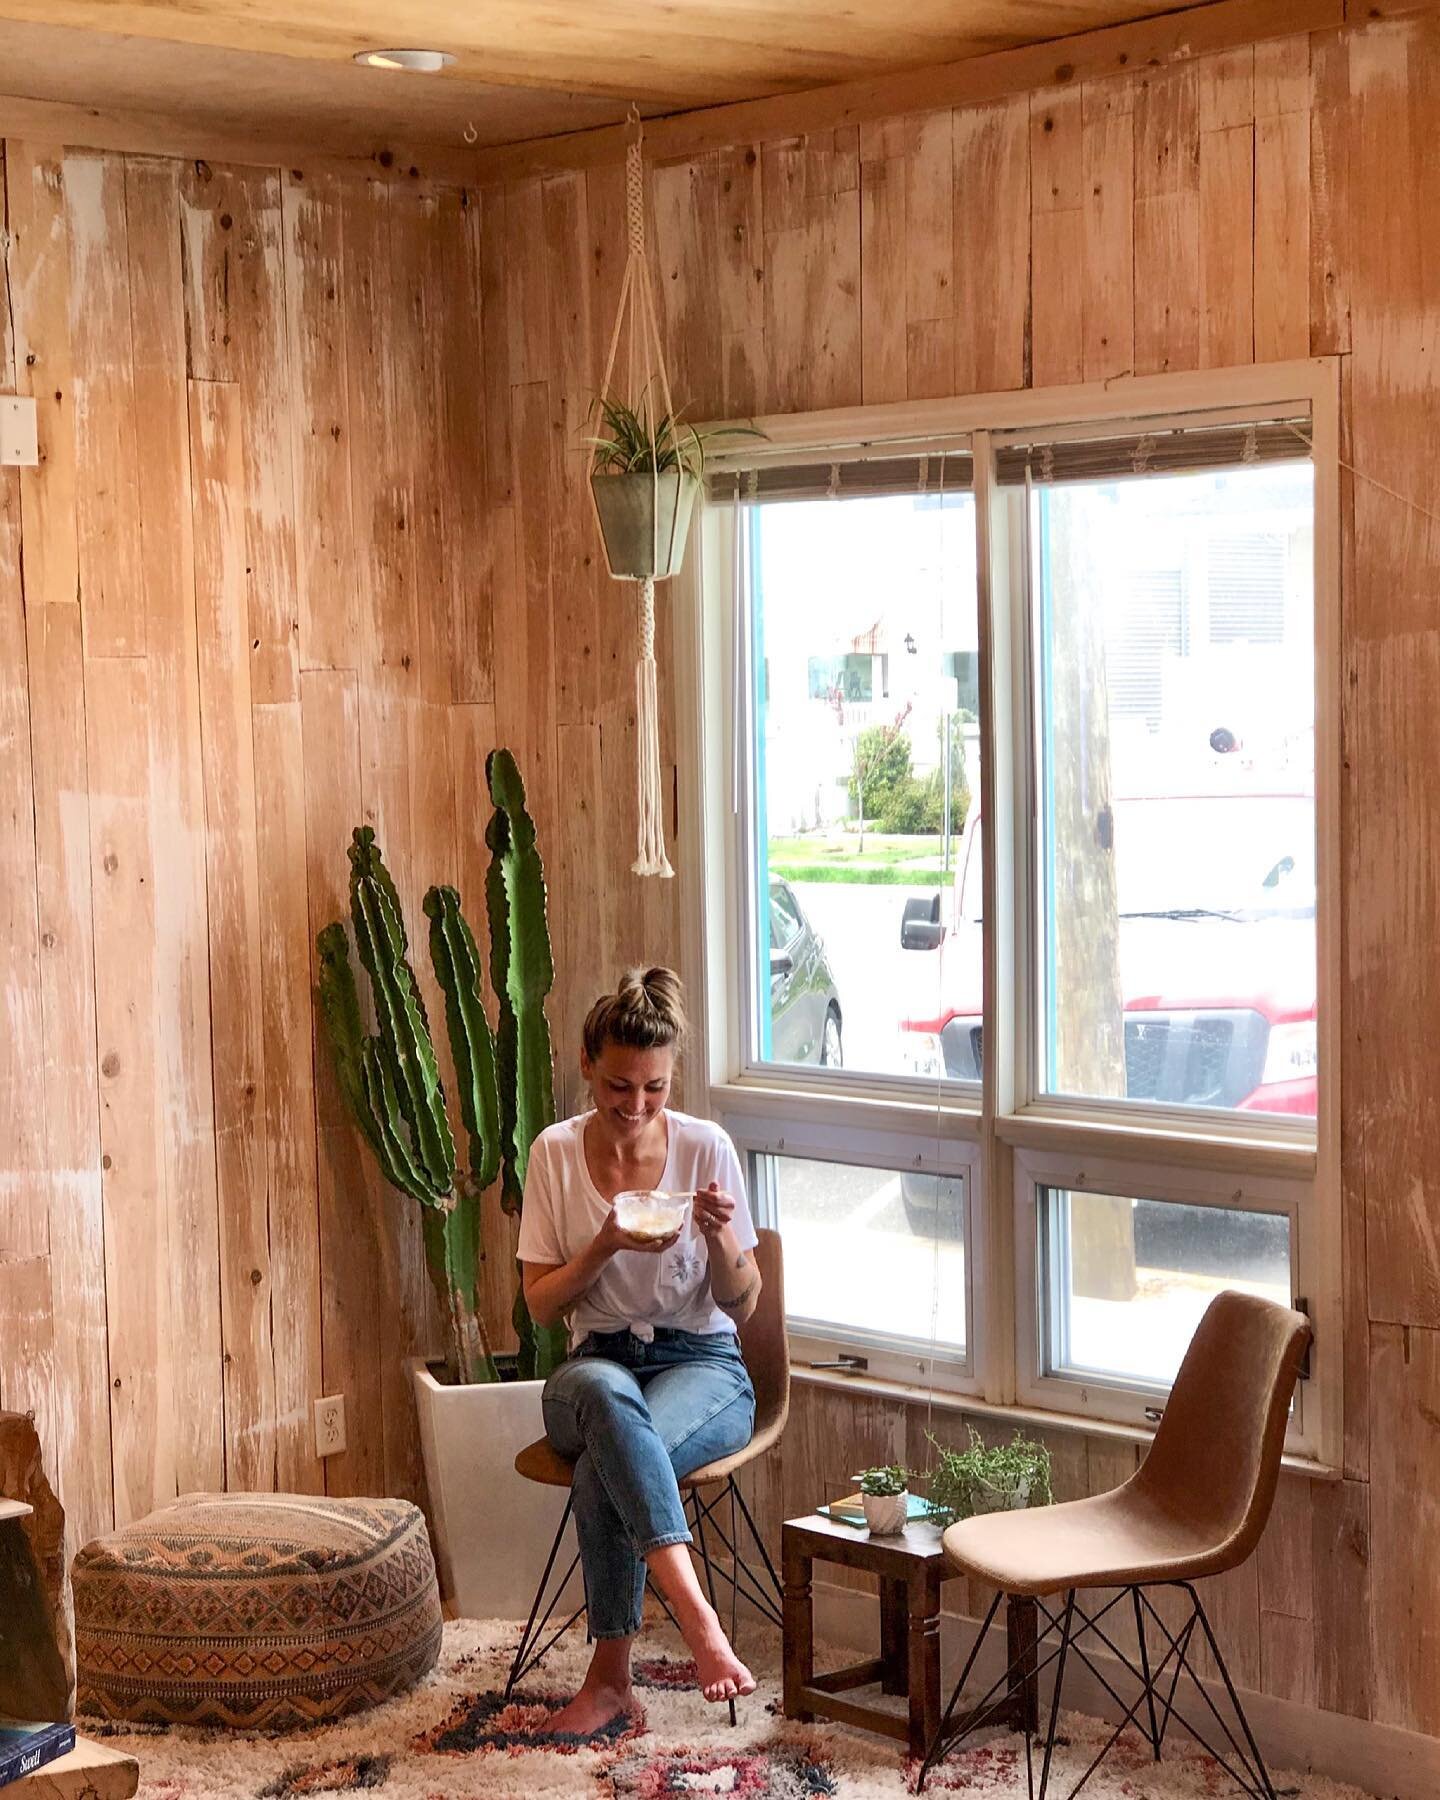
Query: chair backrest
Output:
[[1132, 1289, 1310, 1567], [738, 1228, 789, 1437]]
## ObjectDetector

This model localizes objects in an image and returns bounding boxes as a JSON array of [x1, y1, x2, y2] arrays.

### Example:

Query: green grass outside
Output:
[[768, 833, 959, 887], [770, 861, 949, 887]]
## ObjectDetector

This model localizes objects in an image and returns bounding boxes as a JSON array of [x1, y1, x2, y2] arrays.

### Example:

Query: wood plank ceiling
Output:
[[0, 0, 1207, 150]]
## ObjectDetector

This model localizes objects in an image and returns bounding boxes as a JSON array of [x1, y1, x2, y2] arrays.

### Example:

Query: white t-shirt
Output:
[[517, 1109, 759, 1346]]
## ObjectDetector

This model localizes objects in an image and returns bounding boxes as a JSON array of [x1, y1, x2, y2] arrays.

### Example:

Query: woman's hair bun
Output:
[[583, 966, 688, 1059]]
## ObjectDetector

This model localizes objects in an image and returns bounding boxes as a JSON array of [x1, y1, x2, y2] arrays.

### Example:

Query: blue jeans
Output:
[[541, 1328, 756, 1639]]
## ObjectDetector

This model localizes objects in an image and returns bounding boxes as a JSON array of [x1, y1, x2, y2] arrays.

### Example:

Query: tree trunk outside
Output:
[[1044, 488, 1136, 1303]]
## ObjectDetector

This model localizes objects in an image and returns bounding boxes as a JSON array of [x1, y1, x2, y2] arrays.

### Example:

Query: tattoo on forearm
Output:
[[719, 1277, 759, 1313], [735, 1253, 748, 1270]]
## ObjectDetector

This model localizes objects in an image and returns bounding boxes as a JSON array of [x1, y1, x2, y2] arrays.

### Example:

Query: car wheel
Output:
[[819, 1007, 843, 1068]]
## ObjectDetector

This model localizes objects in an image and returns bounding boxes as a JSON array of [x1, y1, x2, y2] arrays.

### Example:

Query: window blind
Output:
[[993, 417, 1311, 486], [705, 451, 974, 505]]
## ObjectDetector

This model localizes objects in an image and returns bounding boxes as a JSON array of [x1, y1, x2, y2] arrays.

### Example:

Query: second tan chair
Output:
[[918, 1290, 1311, 1800], [503, 1227, 789, 1719]]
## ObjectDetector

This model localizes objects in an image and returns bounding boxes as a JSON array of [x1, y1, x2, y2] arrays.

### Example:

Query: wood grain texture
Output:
[[761, 132, 862, 415], [252, 698, 323, 1493], [0, 457, 46, 1264], [86, 656, 170, 1526], [1309, 28, 1351, 355], [302, 669, 387, 1497], [4, 132, 544, 1536], [859, 152, 908, 404], [1347, 15, 1440, 1328], [127, 156, 226, 1500], [1080, 76, 1136, 382], [4, 144, 79, 621], [1370, 1324, 1440, 1732], [472, 0, 1346, 182], [1312, 1475, 1371, 1719], [283, 171, 359, 675], [953, 97, 1030, 393], [0, 0, 1342, 116], [1198, 119, 1255, 368], [1030, 88, 1085, 388], [24, 604, 112, 1550], [1133, 64, 1201, 375], [0, 146, 12, 392], [67, 152, 145, 660], [189, 376, 275, 1493]]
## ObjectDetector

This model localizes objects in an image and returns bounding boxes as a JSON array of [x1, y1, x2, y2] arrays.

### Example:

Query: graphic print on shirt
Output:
[[667, 1243, 706, 1290]]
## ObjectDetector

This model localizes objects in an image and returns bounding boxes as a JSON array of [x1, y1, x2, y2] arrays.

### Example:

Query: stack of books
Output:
[[0, 1722, 77, 1789], [817, 1492, 937, 1528]]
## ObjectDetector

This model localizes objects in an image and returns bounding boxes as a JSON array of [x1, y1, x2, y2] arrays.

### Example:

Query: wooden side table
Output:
[[782, 1511, 1038, 1759]]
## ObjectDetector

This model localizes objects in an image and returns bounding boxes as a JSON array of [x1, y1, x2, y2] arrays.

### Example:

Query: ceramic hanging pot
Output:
[[590, 469, 700, 580]]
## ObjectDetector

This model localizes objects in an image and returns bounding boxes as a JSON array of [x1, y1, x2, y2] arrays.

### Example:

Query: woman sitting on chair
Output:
[[518, 966, 762, 1735]]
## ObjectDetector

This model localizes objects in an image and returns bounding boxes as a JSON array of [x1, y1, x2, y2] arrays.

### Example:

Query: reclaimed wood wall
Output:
[[477, 9, 1436, 1743], [2, 0, 1439, 1753], [0, 144, 663, 1556]]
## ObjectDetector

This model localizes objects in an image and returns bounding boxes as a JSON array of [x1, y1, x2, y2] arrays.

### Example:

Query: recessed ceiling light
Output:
[[353, 48, 456, 73]]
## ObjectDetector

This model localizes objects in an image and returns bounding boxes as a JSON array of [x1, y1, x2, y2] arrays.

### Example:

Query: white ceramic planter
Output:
[[970, 1477, 1031, 1517], [862, 1491, 910, 1536], [412, 1360, 576, 1621]]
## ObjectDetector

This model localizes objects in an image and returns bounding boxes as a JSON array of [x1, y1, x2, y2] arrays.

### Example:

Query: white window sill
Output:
[[790, 1362, 1340, 1482]]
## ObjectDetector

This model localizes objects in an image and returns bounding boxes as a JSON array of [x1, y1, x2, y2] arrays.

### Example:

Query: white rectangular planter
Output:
[[412, 1360, 577, 1622]]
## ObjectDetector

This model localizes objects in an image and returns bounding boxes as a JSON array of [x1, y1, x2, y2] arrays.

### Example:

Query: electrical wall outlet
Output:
[[314, 1394, 347, 1459], [0, 396, 39, 468]]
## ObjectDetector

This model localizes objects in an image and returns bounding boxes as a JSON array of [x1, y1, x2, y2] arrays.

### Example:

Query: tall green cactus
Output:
[[316, 754, 563, 1385], [486, 748, 570, 1380]]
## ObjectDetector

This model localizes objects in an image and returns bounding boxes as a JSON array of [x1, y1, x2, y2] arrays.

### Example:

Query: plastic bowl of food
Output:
[[613, 1189, 689, 1240]]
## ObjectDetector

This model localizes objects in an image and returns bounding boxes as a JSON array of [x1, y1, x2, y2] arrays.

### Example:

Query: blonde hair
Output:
[[582, 966, 688, 1061]]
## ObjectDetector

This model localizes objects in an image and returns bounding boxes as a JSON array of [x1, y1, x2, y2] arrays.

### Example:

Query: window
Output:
[[732, 456, 980, 1085], [688, 366, 1339, 1462], [760, 1154, 968, 1361]]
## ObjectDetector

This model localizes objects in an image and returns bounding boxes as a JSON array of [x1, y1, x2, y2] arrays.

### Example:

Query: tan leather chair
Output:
[[504, 1228, 788, 1713], [919, 1291, 1311, 1800]]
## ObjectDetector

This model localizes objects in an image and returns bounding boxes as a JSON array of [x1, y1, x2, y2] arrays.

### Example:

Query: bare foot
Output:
[[544, 1679, 635, 1738], [674, 1596, 757, 1704]]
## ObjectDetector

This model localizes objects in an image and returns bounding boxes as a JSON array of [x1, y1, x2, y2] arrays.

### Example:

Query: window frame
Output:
[[675, 358, 1342, 1471], [724, 1105, 985, 1395], [1012, 1144, 1316, 1456]]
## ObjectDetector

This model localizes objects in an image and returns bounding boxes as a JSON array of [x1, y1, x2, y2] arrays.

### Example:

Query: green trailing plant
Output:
[[857, 1464, 909, 1498], [923, 1428, 1053, 1525], [586, 391, 762, 477], [315, 748, 568, 1387]]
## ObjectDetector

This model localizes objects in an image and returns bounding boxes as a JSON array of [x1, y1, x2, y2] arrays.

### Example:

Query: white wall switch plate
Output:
[[314, 1394, 347, 1458], [0, 396, 39, 468]]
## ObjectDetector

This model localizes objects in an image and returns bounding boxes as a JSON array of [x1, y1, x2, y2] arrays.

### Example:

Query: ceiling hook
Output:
[[462, 120, 478, 145]]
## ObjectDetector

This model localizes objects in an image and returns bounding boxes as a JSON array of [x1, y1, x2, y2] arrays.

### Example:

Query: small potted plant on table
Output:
[[858, 1464, 911, 1536]]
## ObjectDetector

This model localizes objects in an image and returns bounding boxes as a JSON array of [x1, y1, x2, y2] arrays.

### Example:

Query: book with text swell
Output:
[[0, 1721, 77, 1789]]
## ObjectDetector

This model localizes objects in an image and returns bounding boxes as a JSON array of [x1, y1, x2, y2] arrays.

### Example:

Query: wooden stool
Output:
[[782, 1511, 1038, 1759]]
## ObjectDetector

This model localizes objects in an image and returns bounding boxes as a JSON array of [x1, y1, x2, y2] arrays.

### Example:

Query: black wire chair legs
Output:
[[504, 1476, 784, 1704], [917, 1582, 1280, 1800]]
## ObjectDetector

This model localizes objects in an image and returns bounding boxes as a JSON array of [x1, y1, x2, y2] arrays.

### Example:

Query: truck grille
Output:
[[943, 1010, 1271, 1106]]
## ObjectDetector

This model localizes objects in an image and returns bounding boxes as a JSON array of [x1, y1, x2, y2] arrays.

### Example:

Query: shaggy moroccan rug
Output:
[[90, 1619, 1374, 1799]]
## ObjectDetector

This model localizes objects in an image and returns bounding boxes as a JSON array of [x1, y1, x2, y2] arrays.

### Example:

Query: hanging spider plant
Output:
[[585, 390, 762, 579], [586, 394, 753, 476]]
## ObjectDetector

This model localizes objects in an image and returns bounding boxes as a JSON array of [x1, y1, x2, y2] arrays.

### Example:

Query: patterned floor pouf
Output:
[[73, 1494, 443, 1730]]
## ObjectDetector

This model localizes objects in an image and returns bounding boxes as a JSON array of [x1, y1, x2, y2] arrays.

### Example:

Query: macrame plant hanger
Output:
[[588, 105, 682, 879]]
